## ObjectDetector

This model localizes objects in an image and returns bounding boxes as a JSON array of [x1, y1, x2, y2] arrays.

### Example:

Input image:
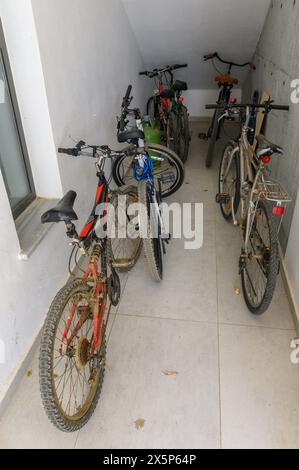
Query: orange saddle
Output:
[[215, 74, 239, 85]]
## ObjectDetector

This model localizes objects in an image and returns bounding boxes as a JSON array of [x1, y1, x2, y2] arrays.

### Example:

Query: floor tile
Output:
[[219, 324, 299, 449], [76, 315, 220, 449]]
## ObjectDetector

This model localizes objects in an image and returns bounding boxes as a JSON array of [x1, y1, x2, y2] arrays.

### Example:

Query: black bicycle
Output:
[[199, 52, 256, 168]]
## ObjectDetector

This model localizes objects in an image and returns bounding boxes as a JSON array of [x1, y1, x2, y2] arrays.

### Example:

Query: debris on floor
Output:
[[26, 370, 33, 377], [162, 370, 178, 377], [134, 419, 145, 430]]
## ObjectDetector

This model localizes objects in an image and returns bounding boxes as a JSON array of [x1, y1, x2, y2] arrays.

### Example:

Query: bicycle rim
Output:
[[112, 144, 184, 198], [39, 280, 106, 430]]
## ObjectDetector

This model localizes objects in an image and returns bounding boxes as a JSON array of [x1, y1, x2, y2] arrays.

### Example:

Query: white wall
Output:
[[185, 89, 242, 118], [0, 0, 148, 403], [0, 0, 62, 199], [31, 0, 151, 221]]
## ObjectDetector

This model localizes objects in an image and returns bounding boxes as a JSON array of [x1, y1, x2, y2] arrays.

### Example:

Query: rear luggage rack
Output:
[[255, 179, 292, 203]]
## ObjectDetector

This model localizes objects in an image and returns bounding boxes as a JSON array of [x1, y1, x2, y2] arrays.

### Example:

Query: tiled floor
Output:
[[0, 122, 298, 449]]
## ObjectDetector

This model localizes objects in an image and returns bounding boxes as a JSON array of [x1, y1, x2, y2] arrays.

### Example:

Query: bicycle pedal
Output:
[[216, 192, 230, 204], [198, 132, 209, 140]]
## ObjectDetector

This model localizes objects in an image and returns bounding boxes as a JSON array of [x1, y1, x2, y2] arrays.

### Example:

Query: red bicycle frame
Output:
[[59, 173, 110, 357]]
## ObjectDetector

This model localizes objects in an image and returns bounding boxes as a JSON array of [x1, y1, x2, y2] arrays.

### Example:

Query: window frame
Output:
[[0, 19, 35, 219]]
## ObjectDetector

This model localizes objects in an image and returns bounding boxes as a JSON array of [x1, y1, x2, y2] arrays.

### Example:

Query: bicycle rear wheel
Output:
[[112, 144, 184, 198], [178, 105, 190, 163], [107, 185, 142, 272], [166, 110, 178, 154], [138, 180, 163, 282], [39, 279, 106, 432], [241, 199, 279, 315]]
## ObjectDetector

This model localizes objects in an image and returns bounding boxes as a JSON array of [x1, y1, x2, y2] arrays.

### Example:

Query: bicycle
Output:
[[39, 141, 142, 431], [112, 86, 185, 199], [139, 64, 190, 162], [114, 85, 185, 281], [208, 99, 290, 315], [199, 52, 256, 168]]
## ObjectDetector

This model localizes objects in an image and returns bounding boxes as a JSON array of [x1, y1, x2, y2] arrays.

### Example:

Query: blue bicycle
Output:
[[116, 85, 184, 281]]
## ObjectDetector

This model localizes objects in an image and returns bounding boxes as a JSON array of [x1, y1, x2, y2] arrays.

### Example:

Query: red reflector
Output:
[[262, 155, 271, 164], [179, 96, 184, 102], [229, 98, 237, 104], [272, 205, 285, 216]]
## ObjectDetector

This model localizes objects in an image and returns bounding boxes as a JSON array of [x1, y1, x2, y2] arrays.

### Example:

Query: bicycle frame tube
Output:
[[79, 173, 109, 240]]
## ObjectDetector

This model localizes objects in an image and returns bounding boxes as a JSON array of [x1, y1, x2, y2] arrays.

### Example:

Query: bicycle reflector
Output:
[[272, 205, 285, 216], [179, 97, 184, 102], [262, 155, 271, 164], [229, 98, 237, 104]]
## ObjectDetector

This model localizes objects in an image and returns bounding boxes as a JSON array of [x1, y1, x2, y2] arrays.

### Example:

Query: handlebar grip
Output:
[[58, 148, 79, 156], [270, 105, 289, 111], [173, 63, 188, 69], [124, 85, 132, 101], [204, 52, 217, 61], [205, 104, 223, 109]]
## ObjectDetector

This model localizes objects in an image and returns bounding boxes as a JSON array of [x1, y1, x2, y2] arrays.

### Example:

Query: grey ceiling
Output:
[[122, 0, 271, 89]]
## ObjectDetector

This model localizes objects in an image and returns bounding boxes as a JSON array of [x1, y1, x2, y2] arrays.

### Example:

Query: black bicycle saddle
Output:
[[41, 190, 78, 223]]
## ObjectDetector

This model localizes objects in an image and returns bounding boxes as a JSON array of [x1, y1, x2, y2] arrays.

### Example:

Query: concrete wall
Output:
[[243, 0, 299, 250], [185, 89, 242, 118], [0, 0, 148, 404], [243, 0, 299, 305]]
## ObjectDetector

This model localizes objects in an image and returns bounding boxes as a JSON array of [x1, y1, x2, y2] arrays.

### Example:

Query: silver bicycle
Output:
[[207, 100, 290, 314]]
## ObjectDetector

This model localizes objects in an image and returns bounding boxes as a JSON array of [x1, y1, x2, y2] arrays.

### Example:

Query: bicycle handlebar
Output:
[[204, 52, 256, 70], [139, 63, 188, 78], [205, 103, 289, 111], [58, 143, 116, 158], [58, 147, 79, 156]]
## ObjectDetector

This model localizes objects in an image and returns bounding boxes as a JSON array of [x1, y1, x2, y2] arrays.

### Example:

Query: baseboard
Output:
[[279, 244, 299, 335]]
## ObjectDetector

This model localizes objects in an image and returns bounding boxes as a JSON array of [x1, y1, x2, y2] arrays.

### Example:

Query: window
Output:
[[0, 21, 35, 219]]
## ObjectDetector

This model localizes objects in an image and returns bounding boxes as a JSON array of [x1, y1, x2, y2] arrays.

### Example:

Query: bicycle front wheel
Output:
[[219, 141, 240, 220], [241, 199, 279, 315], [39, 279, 106, 432], [138, 180, 163, 282], [206, 107, 222, 168], [112, 143, 184, 198]]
